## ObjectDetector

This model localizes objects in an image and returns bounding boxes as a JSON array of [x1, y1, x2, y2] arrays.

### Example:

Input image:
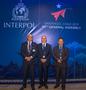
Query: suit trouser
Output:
[[39, 63, 48, 85], [55, 63, 66, 87], [23, 62, 35, 88]]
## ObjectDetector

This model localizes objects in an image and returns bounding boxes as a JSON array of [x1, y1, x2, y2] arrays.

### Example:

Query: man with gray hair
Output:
[[20, 34, 37, 90]]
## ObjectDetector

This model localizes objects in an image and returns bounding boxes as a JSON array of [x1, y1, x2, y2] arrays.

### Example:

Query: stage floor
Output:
[[0, 83, 86, 90]]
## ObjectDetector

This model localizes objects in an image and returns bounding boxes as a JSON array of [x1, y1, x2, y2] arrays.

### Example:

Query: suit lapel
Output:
[[41, 43, 43, 51], [26, 42, 29, 52]]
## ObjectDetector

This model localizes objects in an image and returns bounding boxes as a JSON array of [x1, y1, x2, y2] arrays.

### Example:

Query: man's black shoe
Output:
[[62, 85, 65, 90], [19, 85, 26, 90], [54, 84, 60, 88], [44, 85, 48, 89], [32, 87, 35, 90], [62, 88, 65, 90], [38, 84, 43, 89], [19, 87, 24, 90]]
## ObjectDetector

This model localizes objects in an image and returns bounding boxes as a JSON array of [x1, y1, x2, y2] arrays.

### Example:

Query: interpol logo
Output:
[[3, 1, 35, 29], [12, 2, 29, 21]]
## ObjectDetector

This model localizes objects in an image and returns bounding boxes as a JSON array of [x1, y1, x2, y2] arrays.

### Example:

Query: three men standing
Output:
[[20, 34, 68, 90]]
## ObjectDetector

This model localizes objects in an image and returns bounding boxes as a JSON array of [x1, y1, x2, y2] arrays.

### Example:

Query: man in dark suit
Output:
[[38, 35, 51, 89], [20, 34, 37, 90], [53, 37, 69, 90]]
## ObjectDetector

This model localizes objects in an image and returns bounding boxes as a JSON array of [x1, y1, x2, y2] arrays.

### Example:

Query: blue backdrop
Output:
[[0, 0, 86, 79]]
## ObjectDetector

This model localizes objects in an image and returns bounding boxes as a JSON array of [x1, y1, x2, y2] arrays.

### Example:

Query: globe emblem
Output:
[[16, 7, 26, 16], [12, 3, 29, 21]]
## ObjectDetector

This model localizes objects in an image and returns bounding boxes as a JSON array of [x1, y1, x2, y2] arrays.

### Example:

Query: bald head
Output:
[[27, 34, 33, 42], [41, 35, 47, 43]]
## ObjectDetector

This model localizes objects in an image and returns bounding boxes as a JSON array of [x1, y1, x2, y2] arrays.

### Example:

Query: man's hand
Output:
[[58, 59, 62, 63], [25, 57, 28, 60], [25, 56, 33, 62], [41, 59, 46, 63]]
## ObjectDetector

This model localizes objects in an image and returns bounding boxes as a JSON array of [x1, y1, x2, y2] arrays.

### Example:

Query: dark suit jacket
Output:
[[38, 43, 52, 65], [53, 46, 69, 65], [21, 41, 37, 64]]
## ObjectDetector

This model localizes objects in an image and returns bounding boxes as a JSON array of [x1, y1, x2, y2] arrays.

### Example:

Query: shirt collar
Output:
[[59, 45, 63, 49], [42, 43, 46, 46], [28, 41, 32, 45]]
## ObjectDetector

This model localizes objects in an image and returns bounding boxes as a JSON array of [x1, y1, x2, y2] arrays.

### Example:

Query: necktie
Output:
[[42, 44, 46, 58], [42, 44, 45, 50], [59, 46, 62, 59], [28, 42, 31, 53]]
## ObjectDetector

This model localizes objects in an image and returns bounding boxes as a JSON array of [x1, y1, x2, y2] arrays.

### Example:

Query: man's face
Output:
[[27, 34, 33, 42], [58, 39, 64, 46], [41, 36, 47, 43]]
